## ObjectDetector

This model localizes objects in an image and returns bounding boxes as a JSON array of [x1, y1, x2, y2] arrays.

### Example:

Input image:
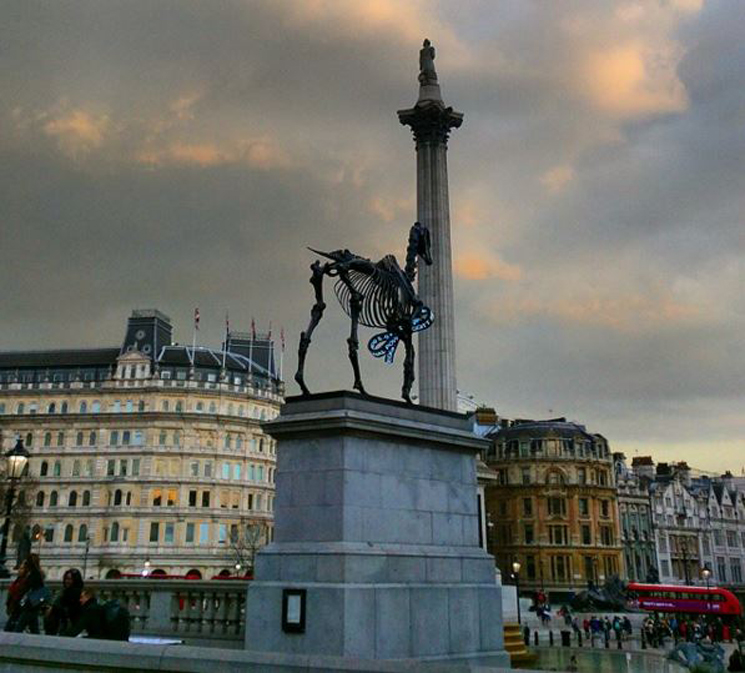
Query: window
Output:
[[152, 489, 162, 506], [209, 402, 216, 414], [82, 491, 91, 506], [126, 400, 133, 413], [119, 460, 127, 476], [85, 459, 94, 477], [64, 525, 74, 543], [71, 459, 80, 477], [521, 467, 531, 485], [110, 522, 120, 542], [126, 491, 132, 506], [236, 435, 243, 450], [727, 531, 738, 548], [76, 431, 84, 446], [549, 525, 569, 546], [258, 465, 264, 481], [88, 431, 96, 447], [44, 432, 52, 447], [600, 526, 614, 546], [551, 555, 569, 581], [523, 498, 533, 517], [717, 557, 727, 582], [600, 500, 610, 518], [547, 497, 567, 517], [547, 471, 564, 485], [149, 522, 160, 543], [167, 489, 177, 506], [173, 432, 181, 447], [68, 491, 78, 507], [731, 559, 742, 584], [16, 403, 24, 415], [91, 401, 100, 413], [204, 462, 212, 478], [133, 430, 143, 446], [40, 461, 48, 477], [224, 435, 232, 450], [132, 459, 140, 476], [185, 523, 195, 543], [526, 555, 537, 580], [138, 400, 145, 412], [36, 491, 45, 507], [44, 525, 54, 543], [57, 432, 64, 447], [175, 401, 183, 413], [524, 524, 534, 544], [25, 432, 33, 447], [48, 403, 56, 414], [122, 431, 130, 446], [189, 490, 197, 507], [107, 460, 115, 476], [165, 523, 175, 544], [78, 524, 88, 543], [201, 491, 210, 508], [79, 401, 87, 413], [110, 430, 119, 446], [53, 461, 61, 477], [159, 431, 167, 446], [190, 462, 199, 477], [577, 468, 587, 485], [222, 463, 230, 480], [233, 464, 241, 480], [581, 525, 592, 545], [199, 523, 209, 544], [114, 489, 122, 506]]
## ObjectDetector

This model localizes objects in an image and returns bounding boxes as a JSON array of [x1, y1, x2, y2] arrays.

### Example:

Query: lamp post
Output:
[[142, 558, 151, 577], [82, 536, 90, 579], [512, 560, 522, 625], [0, 439, 30, 578], [235, 562, 242, 577], [702, 566, 711, 612]]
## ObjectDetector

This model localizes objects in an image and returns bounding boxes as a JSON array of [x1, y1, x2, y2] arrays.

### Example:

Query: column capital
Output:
[[397, 100, 464, 146]]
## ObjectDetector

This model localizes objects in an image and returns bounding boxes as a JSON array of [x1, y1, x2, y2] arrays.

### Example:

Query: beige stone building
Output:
[[484, 418, 624, 600], [0, 310, 282, 579]]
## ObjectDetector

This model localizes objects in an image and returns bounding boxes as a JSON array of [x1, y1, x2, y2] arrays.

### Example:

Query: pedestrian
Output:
[[44, 568, 84, 635], [6, 554, 49, 634], [62, 589, 130, 641], [583, 618, 590, 639]]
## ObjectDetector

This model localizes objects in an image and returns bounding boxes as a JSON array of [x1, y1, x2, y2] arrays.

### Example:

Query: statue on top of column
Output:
[[418, 39, 438, 85]]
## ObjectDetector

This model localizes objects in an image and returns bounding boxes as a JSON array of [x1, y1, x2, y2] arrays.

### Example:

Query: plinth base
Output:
[[245, 393, 508, 665]]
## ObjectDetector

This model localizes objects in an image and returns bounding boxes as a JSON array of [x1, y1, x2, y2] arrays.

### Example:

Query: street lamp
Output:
[[512, 560, 522, 625], [235, 562, 242, 577], [702, 566, 711, 612], [0, 439, 30, 578], [142, 559, 151, 577]]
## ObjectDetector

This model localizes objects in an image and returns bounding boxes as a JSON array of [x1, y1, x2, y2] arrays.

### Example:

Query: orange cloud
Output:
[[455, 253, 522, 282], [136, 138, 291, 170], [43, 109, 109, 156], [540, 164, 574, 193]]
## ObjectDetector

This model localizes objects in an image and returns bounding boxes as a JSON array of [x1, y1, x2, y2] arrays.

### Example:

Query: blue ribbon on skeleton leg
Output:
[[368, 331, 399, 364], [411, 306, 434, 332]]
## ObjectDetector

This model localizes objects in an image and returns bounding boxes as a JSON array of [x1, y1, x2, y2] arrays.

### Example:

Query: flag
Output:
[[251, 317, 256, 340], [194, 308, 200, 330], [280, 327, 285, 351]]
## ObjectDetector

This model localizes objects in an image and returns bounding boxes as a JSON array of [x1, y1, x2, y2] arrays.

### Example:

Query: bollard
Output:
[[524, 627, 530, 646], [534, 631, 539, 647], [578, 632, 583, 647], [549, 631, 554, 647], [605, 634, 610, 649]]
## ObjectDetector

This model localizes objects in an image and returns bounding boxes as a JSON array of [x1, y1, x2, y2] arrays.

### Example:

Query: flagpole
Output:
[[249, 317, 255, 387], [279, 327, 285, 382], [191, 307, 199, 365], [222, 310, 229, 370]]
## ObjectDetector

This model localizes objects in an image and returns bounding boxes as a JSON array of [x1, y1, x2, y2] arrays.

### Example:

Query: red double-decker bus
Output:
[[628, 582, 742, 616]]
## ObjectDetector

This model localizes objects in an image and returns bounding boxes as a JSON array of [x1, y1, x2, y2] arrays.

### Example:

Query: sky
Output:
[[1, 1, 743, 473]]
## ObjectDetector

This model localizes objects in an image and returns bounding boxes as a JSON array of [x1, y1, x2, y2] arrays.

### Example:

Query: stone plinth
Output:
[[245, 392, 508, 665]]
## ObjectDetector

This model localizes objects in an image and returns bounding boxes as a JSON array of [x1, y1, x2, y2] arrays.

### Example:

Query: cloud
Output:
[[540, 164, 575, 193], [455, 252, 522, 282], [42, 109, 110, 157]]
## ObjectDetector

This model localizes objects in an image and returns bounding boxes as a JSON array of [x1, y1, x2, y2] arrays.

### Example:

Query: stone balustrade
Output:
[[0, 579, 248, 648]]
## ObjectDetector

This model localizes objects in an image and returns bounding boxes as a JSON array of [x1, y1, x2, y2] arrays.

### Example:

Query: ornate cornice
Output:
[[397, 101, 463, 146]]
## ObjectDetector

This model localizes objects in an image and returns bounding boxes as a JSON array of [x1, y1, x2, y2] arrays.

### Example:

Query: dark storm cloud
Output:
[[1, 1, 743, 469]]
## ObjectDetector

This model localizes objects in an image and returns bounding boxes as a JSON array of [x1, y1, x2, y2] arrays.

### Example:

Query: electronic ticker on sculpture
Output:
[[294, 222, 434, 404]]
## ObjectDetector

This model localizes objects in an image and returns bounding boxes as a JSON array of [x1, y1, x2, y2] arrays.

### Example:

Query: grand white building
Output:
[[0, 309, 282, 579]]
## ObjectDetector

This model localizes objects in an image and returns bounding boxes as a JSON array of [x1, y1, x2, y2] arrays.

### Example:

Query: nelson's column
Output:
[[398, 39, 463, 412]]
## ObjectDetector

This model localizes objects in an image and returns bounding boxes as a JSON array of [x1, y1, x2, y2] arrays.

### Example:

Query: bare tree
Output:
[[229, 520, 268, 574], [0, 464, 39, 568]]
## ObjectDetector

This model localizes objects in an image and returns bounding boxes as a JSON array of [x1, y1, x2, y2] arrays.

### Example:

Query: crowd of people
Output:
[[3, 554, 129, 640], [641, 613, 741, 648]]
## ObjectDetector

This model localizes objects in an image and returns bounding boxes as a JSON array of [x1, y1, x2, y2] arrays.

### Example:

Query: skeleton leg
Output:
[[401, 330, 415, 404], [339, 272, 366, 395], [295, 261, 327, 396]]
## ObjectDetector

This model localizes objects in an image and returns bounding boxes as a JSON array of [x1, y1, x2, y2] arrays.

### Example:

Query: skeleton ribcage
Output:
[[333, 268, 408, 329]]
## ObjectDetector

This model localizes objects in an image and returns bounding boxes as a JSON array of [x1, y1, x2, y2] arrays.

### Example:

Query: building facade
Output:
[[484, 418, 623, 599], [613, 454, 658, 583], [0, 310, 282, 580]]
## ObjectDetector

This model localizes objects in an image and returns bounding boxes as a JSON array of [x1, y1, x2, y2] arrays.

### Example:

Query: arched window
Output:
[[196, 402, 204, 412], [76, 431, 84, 446], [25, 432, 33, 447], [126, 491, 132, 506], [68, 491, 78, 507], [48, 403, 56, 414], [56, 431, 64, 446], [53, 461, 61, 477], [16, 403, 24, 415], [82, 490, 91, 506], [209, 402, 216, 414], [40, 461, 48, 477], [88, 431, 96, 447], [64, 524, 74, 542], [79, 401, 87, 413], [50, 491, 59, 507], [105, 569, 121, 579], [91, 401, 100, 413], [114, 489, 122, 506], [138, 400, 145, 412], [186, 569, 202, 579], [110, 522, 119, 542], [78, 524, 88, 542], [61, 402, 68, 414], [176, 401, 183, 413], [36, 491, 45, 507], [547, 471, 566, 485], [44, 432, 52, 447]]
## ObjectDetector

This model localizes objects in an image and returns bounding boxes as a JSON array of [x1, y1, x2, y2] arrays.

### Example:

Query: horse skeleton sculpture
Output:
[[295, 222, 434, 404]]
